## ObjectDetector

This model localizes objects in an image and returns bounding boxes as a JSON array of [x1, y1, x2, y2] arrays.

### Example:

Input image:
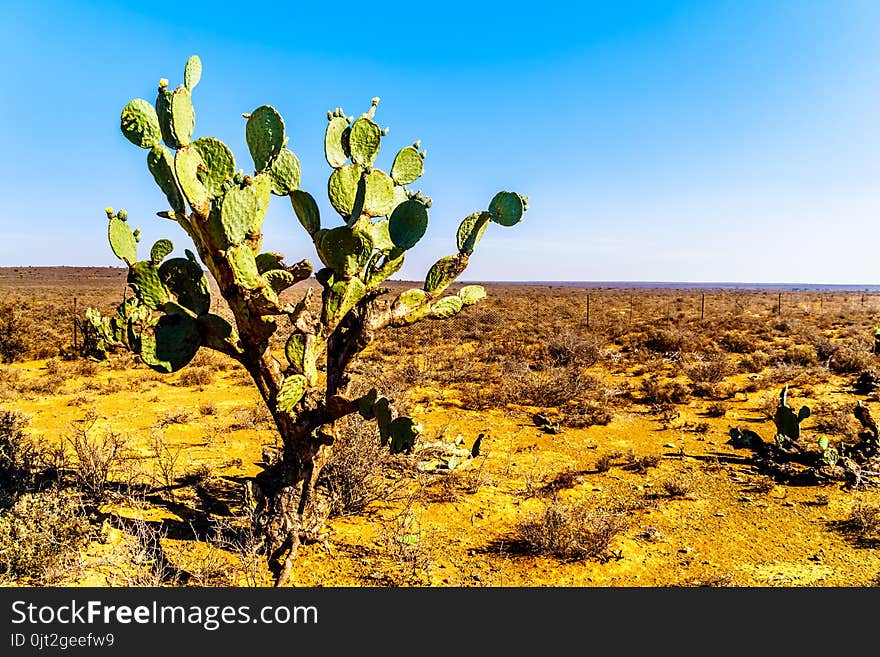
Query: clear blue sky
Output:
[[2, 1, 879, 283]]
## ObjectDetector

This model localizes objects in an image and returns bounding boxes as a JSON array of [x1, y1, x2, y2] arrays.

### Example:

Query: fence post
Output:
[[586, 293, 590, 329], [628, 294, 633, 325], [72, 296, 78, 352], [700, 292, 705, 320], [777, 292, 782, 318]]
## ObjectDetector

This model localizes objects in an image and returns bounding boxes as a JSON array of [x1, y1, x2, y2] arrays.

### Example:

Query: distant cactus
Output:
[[773, 385, 811, 443], [106, 56, 527, 585]]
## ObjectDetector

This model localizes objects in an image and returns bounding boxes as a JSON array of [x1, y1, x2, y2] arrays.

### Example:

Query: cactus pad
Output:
[[169, 86, 195, 147], [174, 146, 211, 216], [121, 99, 162, 149], [184, 55, 202, 91], [456, 211, 490, 255], [108, 218, 137, 265], [363, 169, 394, 217], [348, 117, 381, 167], [220, 174, 272, 245], [390, 146, 424, 185], [192, 137, 235, 199], [159, 257, 211, 315], [284, 331, 307, 373], [324, 115, 350, 168], [128, 261, 170, 310], [264, 269, 297, 293], [319, 226, 373, 278], [424, 255, 468, 295], [277, 374, 308, 412], [375, 397, 392, 445], [368, 219, 395, 253], [226, 244, 263, 289], [488, 191, 525, 226], [290, 190, 321, 235], [389, 199, 429, 250], [140, 312, 201, 373], [150, 239, 173, 264], [268, 148, 301, 195], [246, 105, 285, 172], [328, 164, 363, 217], [389, 417, 420, 454], [323, 277, 366, 326], [430, 295, 463, 319], [458, 285, 486, 305], [255, 252, 284, 273], [147, 146, 186, 215], [198, 313, 235, 352]]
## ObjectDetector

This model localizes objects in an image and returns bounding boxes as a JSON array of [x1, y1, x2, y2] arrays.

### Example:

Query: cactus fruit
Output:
[[109, 56, 527, 586]]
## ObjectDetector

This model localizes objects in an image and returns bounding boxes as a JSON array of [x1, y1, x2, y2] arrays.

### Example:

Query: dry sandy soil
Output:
[[2, 268, 880, 586]]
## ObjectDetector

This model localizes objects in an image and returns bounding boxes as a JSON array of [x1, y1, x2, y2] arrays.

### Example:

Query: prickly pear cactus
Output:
[[773, 385, 811, 441], [107, 56, 527, 583]]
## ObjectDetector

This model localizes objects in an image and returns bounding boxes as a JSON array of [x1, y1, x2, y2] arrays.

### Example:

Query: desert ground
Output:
[[2, 267, 880, 587]]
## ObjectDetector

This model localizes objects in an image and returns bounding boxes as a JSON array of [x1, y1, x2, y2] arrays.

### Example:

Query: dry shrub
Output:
[[517, 497, 627, 561], [561, 400, 612, 428], [739, 351, 770, 373], [640, 326, 696, 354], [641, 376, 690, 404], [782, 344, 818, 367], [811, 402, 858, 437], [841, 503, 880, 539], [157, 407, 192, 427], [718, 331, 757, 354], [546, 331, 604, 367], [319, 415, 394, 517], [661, 476, 694, 498], [64, 419, 125, 501], [0, 410, 38, 508], [0, 489, 90, 583], [178, 366, 215, 387], [624, 451, 662, 473], [829, 341, 875, 374], [0, 302, 28, 363], [705, 401, 727, 417], [685, 353, 731, 384]]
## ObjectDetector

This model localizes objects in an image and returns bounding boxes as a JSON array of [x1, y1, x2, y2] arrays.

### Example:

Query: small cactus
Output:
[[773, 385, 811, 442]]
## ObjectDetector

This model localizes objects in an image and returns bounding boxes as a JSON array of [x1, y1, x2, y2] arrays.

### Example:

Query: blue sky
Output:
[[1, 1, 879, 283]]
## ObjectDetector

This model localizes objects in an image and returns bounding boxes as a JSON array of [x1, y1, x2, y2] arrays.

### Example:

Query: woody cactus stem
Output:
[[108, 57, 527, 586]]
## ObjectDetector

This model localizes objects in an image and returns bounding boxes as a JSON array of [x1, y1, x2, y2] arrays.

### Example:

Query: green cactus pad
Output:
[[390, 184, 408, 214], [192, 137, 235, 199], [394, 288, 427, 317], [328, 164, 363, 217], [245, 105, 285, 172], [368, 219, 395, 253], [431, 295, 464, 319], [174, 146, 211, 216], [390, 146, 424, 185], [128, 261, 170, 310], [268, 148, 301, 195], [184, 55, 202, 91], [389, 417, 420, 454], [155, 88, 176, 149], [324, 115, 350, 168], [488, 191, 525, 227], [147, 146, 186, 215], [140, 312, 201, 373], [197, 313, 234, 348], [284, 332, 307, 373], [389, 199, 429, 250], [323, 277, 366, 327], [348, 117, 381, 167], [363, 169, 395, 217], [375, 397, 392, 445], [319, 226, 373, 278], [255, 252, 284, 273], [424, 255, 468, 295], [108, 217, 137, 265], [290, 190, 321, 236], [158, 257, 211, 315], [357, 389, 378, 420], [458, 285, 486, 306], [365, 249, 405, 288], [150, 239, 173, 264], [169, 86, 195, 147], [226, 244, 263, 289], [263, 269, 297, 294], [220, 175, 272, 245], [120, 99, 162, 149], [277, 374, 308, 413], [456, 211, 491, 255]]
